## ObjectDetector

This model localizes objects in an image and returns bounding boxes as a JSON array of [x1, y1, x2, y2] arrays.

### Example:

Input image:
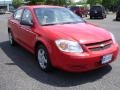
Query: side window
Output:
[[118, 7, 120, 11], [21, 9, 32, 23], [14, 9, 23, 20]]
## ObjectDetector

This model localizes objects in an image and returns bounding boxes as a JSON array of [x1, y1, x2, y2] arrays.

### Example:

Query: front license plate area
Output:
[[102, 54, 113, 64]]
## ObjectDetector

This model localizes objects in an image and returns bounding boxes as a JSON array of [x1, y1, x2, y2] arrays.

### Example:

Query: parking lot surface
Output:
[[0, 14, 120, 90]]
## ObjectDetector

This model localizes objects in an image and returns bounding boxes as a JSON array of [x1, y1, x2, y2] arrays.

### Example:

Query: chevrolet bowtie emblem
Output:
[[100, 44, 105, 48]]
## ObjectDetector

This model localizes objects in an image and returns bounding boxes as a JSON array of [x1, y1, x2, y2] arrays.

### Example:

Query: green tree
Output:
[[12, 0, 23, 8], [87, 0, 120, 8], [25, 0, 72, 6], [45, 0, 72, 6], [29, 0, 45, 4], [102, 0, 120, 11], [102, 0, 110, 7], [87, 0, 102, 6]]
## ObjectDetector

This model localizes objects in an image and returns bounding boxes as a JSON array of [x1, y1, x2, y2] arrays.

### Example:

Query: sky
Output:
[[0, 0, 11, 1], [0, 0, 81, 2], [74, 0, 81, 2]]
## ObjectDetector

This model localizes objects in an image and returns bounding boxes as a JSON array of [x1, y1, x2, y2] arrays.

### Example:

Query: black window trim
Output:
[[21, 8, 33, 24], [13, 8, 24, 21]]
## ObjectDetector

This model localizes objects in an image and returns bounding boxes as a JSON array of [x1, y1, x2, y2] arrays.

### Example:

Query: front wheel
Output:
[[36, 45, 53, 72], [90, 16, 93, 19]]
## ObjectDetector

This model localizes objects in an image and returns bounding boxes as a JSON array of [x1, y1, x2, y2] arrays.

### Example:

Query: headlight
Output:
[[110, 32, 116, 43], [55, 40, 83, 53]]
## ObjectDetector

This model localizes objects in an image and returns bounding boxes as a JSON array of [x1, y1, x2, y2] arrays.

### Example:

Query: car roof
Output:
[[20, 5, 63, 9], [90, 5, 104, 9], [91, 5, 103, 8]]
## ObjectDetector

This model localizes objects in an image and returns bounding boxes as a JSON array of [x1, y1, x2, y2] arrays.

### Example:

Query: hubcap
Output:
[[9, 32, 13, 44], [38, 49, 47, 69]]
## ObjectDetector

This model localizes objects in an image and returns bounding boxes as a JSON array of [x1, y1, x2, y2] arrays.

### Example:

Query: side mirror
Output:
[[20, 19, 33, 26]]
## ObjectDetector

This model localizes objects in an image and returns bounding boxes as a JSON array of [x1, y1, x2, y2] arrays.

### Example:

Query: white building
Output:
[[0, 0, 12, 11], [73, 0, 87, 3]]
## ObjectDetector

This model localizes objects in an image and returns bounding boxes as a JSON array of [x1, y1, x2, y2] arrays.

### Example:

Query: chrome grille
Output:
[[85, 39, 112, 51]]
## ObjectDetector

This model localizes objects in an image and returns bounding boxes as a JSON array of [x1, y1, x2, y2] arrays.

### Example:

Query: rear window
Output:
[[70, 6, 79, 10], [91, 6, 102, 11]]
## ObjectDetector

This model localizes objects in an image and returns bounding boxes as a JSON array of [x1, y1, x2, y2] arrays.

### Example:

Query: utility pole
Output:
[[4, 0, 5, 6], [4, 0, 6, 10]]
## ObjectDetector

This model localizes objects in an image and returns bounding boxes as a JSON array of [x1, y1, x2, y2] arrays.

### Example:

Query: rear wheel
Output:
[[101, 14, 106, 19], [36, 44, 53, 72], [8, 31, 16, 46], [104, 14, 107, 18], [90, 16, 93, 19], [101, 16, 104, 19], [116, 16, 119, 21], [80, 14, 82, 18]]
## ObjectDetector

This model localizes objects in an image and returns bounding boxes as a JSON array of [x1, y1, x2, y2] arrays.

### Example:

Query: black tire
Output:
[[36, 44, 53, 72], [101, 16, 104, 19], [90, 16, 93, 19], [8, 31, 16, 46], [105, 15, 107, 18], [116, 17, 119, 21], [80, 14, 82, 18]]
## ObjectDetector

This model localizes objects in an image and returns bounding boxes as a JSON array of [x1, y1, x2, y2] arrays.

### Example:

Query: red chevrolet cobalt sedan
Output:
[[8, 5, 119, 72]]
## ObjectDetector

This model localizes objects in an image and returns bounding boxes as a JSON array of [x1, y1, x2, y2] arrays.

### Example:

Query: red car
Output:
[[8, 5, 119, 72], [70, 6, 83, 17]]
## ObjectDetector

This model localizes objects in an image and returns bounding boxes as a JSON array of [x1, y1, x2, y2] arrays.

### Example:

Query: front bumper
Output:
[[51, 43, 119, 72], [90, 13, 103, 18]]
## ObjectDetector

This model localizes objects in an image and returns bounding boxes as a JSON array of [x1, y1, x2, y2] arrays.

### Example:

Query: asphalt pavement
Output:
[[0, 14, 120, 90]]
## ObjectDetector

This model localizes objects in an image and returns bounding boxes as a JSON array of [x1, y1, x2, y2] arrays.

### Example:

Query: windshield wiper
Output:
[[42, 21, 83, 26], [42, 23, 58, 26], [61, 21, 82, 24]]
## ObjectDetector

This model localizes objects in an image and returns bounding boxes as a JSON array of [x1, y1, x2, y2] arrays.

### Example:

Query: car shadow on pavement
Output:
[[113, 19, 120, 22], [0, 41, 112, 87], [85, 18, 105, 20]]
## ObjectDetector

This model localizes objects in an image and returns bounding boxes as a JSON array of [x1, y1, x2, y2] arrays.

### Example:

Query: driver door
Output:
[[19, 8, 36, 52]]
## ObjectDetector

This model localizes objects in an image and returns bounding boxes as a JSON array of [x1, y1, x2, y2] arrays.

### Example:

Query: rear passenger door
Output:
[[10, 9, 24, 41]]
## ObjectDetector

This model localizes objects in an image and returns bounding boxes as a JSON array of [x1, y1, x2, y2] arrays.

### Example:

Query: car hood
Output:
[[42, 23, 111, 44]]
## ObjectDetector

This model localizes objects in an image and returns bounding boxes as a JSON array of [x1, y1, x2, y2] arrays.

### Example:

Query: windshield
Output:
[[34, 8, 84, 26], [118, 6, 120, 10], [70, 6, 79, 11]]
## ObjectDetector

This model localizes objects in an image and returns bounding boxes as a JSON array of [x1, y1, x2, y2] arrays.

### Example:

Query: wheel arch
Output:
[[8, 27, 11, 32], [35, 41, 44, 51], [34, 40, 54, 66], [34, 40, 52, 55]]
